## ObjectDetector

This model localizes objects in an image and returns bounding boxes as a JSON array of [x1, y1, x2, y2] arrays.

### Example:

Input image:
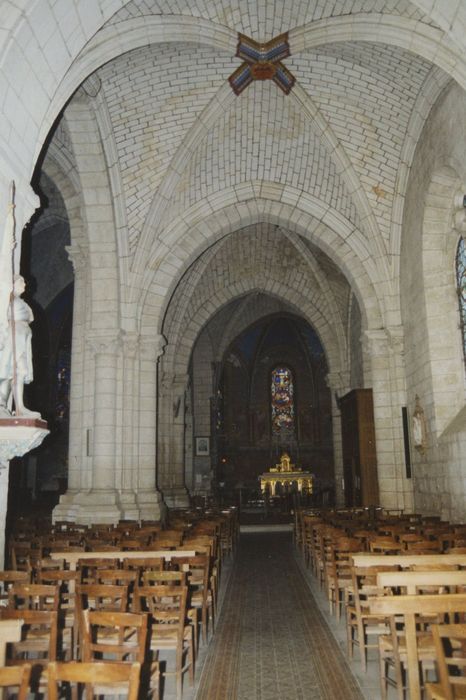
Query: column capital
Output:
[[121, 331, 140, 359], [140, 334, 166, 362], [386, 325, 404, 355], [363, 326, 404, 356], [86, 329, 122, 356], [362, 328, 389, 357], [65, 244, 89, 274]]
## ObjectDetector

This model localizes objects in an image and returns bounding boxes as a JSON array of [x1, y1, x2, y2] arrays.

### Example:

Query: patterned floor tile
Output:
[[195, 533, 364, 700]]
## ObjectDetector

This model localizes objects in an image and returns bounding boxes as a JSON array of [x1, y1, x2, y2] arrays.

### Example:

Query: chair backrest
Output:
[[0, 608, 58, 661], [78, 558, 120, 583], [122, 557, 164, 576], [0, 663, 32, 700], [175, 555, 210, 593], [430, 623, 466, 700], [76, 584, 128, 613], [133, 584, 188, 642], [8, 583, 60, 611], [406, 539, 443, 553], [81, 609, 148, 663], [142, 570, 186, 586], [94, 569, 138, 586], [377, 569, 466, 594], [47, 660, 141, 700], [0, 571, 30, 604]]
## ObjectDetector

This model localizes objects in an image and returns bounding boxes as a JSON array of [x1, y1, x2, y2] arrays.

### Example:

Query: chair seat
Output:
[[151, 624, 192, 647], [379, 631, 435, 657]]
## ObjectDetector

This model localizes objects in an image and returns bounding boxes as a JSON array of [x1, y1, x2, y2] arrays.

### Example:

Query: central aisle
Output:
[[195, 533, 364, 700]]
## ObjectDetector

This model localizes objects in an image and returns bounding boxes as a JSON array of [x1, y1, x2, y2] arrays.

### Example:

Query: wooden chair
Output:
[[36, 569, 80, 658], [426, 623, 466, 699], [133, 584, 194, 700], [0, 609, 58, 694], [81, 608, 148, 659], [346, 564, 398, 671], [370, 593, 466, 700], [47, 660, 141, 700], [175, 554, 214, 645], [326, 536, 361, 621], [80, 607, 159, 695], [0, 663, 31, 700], [374, 571, 466, 700]]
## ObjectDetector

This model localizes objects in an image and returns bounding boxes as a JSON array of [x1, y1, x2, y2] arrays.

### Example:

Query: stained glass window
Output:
[[456, 237, 466, 366], [271, 366, 295, 434]]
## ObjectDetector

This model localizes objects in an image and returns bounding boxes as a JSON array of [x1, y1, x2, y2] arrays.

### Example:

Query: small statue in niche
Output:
[[0, 274, 40, 418], [412, 394, 427, 456]]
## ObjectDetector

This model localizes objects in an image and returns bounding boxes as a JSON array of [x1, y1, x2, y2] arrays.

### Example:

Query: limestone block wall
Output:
[[401, 82, 466, 520]]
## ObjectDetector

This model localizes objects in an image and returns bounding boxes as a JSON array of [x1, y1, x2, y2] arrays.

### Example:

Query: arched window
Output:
[[455, 237, 466, 366], [271, 366, 295, 434]]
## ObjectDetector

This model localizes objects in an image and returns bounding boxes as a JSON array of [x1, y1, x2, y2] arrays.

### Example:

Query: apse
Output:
[[188, 305, 335, 506]]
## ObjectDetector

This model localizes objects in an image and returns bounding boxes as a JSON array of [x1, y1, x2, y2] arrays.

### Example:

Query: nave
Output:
[[194, 532, 364, 700]]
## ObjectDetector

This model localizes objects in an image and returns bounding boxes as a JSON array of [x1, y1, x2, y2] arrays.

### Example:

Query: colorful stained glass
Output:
[[271, 366, 295, 434], [456, 237, 466, 365]]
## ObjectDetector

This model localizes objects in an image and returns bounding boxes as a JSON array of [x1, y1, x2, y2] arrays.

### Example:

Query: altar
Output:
[[259, 453, 313, 496]]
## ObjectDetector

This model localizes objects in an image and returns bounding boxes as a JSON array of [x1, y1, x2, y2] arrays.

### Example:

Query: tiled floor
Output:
[[161, 532, 390, 700], [194, 532, 364, 700]]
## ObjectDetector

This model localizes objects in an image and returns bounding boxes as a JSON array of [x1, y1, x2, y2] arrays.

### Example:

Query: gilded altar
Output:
[[259, 452, 313, 496]]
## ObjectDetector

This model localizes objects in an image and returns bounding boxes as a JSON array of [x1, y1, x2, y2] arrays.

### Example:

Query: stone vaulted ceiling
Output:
[[40, 0, 454, 364]]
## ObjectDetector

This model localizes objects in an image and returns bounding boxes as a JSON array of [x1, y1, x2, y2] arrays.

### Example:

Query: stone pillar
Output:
[[363, 327, 413, 511], [135, 335, 166, 521], [159, 372, 190, 508], [70, 330, 122, 523], [64, 244, 88, 493], [118, 332, 139, 519], [326, 370, 350, 507]]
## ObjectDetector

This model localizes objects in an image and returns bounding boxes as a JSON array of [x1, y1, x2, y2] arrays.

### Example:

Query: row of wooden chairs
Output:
[[1, 508, 237, 698], [295, 508, 466, 699], [0, 560, 214, 697]]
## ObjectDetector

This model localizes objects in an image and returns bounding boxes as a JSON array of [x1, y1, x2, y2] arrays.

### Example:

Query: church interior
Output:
[[2, 1, 466, 698]]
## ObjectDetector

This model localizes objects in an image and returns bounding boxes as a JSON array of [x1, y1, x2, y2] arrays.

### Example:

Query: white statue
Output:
[[0, 275, 40, 418], [0, 189, 39, 418]]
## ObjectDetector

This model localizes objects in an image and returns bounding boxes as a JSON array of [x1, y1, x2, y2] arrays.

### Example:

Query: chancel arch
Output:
[[6, 0, 466, 545]]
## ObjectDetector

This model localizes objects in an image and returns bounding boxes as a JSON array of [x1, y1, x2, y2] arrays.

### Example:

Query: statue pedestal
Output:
[[0, 417, 49, 568], [0, 418, 49, 465]]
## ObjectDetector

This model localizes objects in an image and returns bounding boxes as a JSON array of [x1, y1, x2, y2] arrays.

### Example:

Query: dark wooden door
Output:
[[340, 389, 378, 506]]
